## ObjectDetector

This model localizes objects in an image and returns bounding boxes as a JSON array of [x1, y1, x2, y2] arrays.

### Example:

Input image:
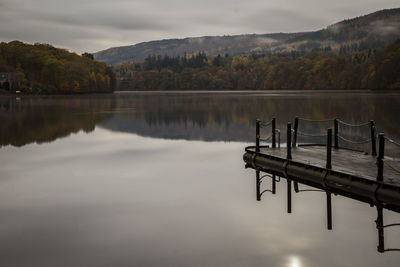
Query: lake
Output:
[[0, 91, 400, 267]]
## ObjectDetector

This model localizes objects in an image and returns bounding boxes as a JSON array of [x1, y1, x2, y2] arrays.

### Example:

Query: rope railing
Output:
[[297, 117, 334, 123], [292, 117, 377, 155], [384, 136, 400, 147], [256, 118, 279, 152], [259, 120, 273, 128], [337, 119, 370, 127], [383, 159, 400, 174], [296, 130, 326, 138], [259, 135, 272, 142], [337, 135, 372, 145]]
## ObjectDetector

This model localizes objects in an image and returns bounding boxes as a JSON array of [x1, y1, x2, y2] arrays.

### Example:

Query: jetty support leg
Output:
[[272, 175, 276, 194], [287, 179, 292, 213], [256, 119, 260, 153], [256, 170, 261, 201], [293, 181, 299, 193], [327, 192, 332, 230], [377, 207, 385, 253]]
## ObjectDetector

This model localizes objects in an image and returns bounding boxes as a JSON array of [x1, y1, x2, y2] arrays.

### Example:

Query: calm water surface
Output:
[[0, 91, 400, 266]]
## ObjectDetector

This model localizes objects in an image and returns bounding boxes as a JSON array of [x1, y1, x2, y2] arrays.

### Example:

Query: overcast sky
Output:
[[0, 0, 398, 53]]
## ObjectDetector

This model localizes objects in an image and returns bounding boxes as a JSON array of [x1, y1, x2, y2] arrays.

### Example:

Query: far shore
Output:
[[1, 88, 400, 97], [114, 89, 400, 94]]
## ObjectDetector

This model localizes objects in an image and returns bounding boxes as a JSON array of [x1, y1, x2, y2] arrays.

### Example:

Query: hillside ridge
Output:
[[94, 8, 400, 65]]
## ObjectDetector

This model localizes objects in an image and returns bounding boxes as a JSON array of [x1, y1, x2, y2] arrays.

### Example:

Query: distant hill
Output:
[[94, 8, 400, 65]]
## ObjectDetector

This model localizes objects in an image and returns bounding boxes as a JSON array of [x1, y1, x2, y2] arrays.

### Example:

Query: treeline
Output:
[[0, 41, 116, 94], [115, 40, 400, 90]]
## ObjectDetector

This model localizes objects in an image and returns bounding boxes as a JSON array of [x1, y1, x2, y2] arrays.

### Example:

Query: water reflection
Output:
[[0, 126, 399, 266], [251, 169, 400, 253], [288, 256, 302, 267], [1, 91, 400, 147], [0, 95, 114, 147]]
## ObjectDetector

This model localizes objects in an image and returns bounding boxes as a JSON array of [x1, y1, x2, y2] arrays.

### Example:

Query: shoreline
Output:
[[115, 89, 400, 94], [1, 88, 400, 97]]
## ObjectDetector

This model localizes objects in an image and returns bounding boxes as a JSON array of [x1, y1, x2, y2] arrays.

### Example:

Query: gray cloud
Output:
[[0, 0, 399, 53], [244, 8, 330, 33]]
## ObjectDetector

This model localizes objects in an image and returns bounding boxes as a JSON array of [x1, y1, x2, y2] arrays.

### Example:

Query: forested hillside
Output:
[[115, 40, 400, 90], [95, 8, 400, 65], [0, 41, 116, 94]]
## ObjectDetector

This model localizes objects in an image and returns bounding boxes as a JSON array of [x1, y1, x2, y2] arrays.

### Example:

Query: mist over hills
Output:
[[94, 8, 400, 65]]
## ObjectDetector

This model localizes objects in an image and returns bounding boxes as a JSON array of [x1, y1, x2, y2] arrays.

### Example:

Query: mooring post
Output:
[[377, 207, 384, 253], [278, 130, 281, 148], [327, 192, 332, 230], [272, 118, 276, 148], [256, 170, 261, 201], [256, 119, 260, 153], [334, 118, 338, 149], [377, 133, 385, 182], [370, 120, 377, 156], [287, 179, 292, 213], [287, 123, 292, 160], [327, 128, 332, 169], [293, 117, 299, 148]]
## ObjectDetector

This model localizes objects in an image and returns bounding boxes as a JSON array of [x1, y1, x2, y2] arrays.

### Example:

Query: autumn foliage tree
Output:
[[0, 41, 116, 93], [114, 41, 400, 91]]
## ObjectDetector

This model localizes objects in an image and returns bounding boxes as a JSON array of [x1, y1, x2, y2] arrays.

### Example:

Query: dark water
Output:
[[0, 91, 399, 266]]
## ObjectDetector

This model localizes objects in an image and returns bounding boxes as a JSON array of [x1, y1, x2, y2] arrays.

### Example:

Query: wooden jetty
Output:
[[243, 117, 400, 252]]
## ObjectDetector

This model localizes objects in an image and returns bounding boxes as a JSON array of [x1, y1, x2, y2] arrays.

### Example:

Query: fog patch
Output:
[[255, 37, 278, 45], [370, 20, 400, 36]]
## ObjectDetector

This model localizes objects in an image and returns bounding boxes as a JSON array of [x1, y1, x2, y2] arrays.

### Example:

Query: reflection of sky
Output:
[[0, 127, 399, 266], [288, 256, 301, 267]]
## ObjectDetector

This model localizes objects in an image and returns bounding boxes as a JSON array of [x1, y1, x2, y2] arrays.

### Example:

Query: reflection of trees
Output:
[[0, 96, 114, 147], [1, 93, 399, 147], [104, 92, 400, 142]]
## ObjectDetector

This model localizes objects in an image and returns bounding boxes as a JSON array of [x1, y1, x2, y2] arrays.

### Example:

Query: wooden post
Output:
[[327, 128, 332, 169], [287, 179, 292, 213], [256, 170, 261, 201], [377, 133, 385, 182], [377, 207, 384, 253], [293, 117, 299, 148], [272, 118, 276, 148], [334, 118, 338, 149], [277, 130, 281, 148], [327, 192, 332, 230], [370, 120, 377, 156], [256, 119, 260, 153], [287, 123, 292, 160]]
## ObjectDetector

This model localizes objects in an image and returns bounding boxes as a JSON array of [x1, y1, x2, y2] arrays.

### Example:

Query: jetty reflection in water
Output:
[[251, 169, 400, 253]]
